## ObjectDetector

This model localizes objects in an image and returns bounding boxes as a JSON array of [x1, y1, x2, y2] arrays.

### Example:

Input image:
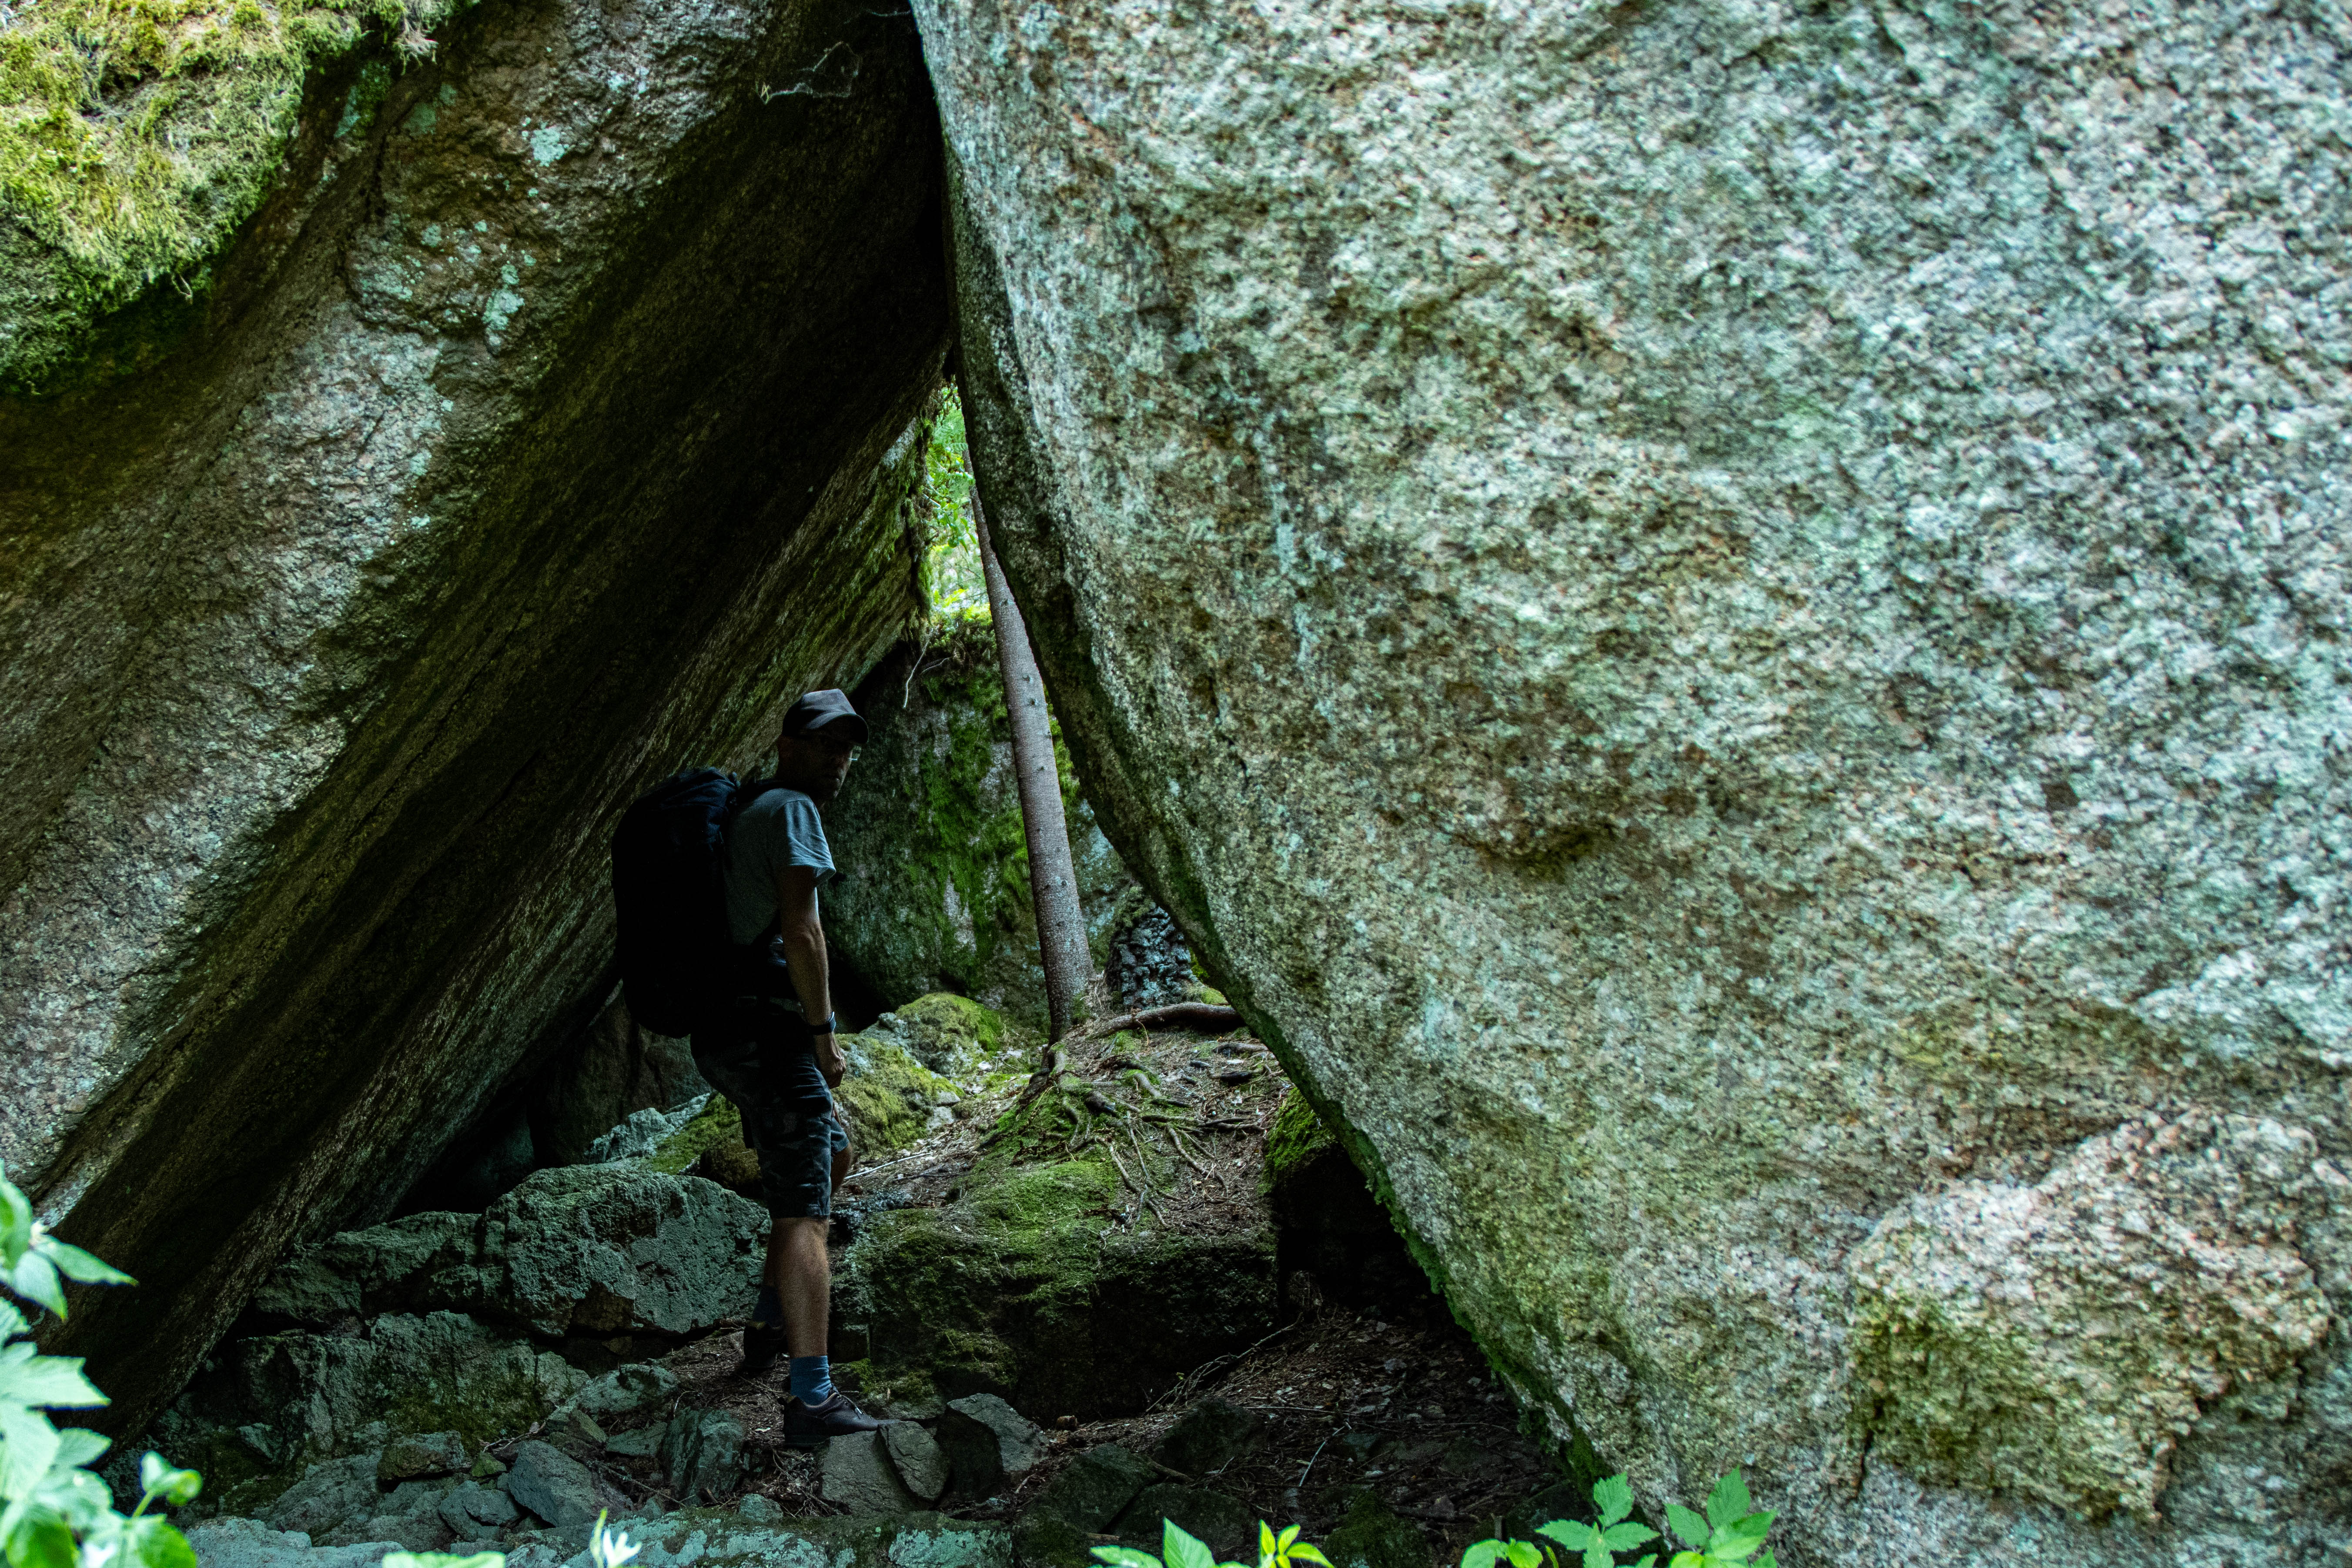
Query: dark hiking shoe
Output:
[[736, 1322, 790, 1377], [783, 1391, 887, 1445]]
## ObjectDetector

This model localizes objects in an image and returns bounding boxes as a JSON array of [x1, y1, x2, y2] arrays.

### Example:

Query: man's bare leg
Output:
[[766, 1216, 830, 1360]]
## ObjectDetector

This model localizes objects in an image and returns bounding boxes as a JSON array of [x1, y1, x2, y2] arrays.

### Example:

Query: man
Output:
[[691, 689, 887, 1441]]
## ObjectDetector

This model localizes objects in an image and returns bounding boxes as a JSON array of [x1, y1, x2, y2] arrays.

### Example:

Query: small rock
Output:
[[349, 1513, 453, 1552], [1014, 1443, 1158, 1568], [1321, 1487, 1430, 1568], [1118, 1484, 1253, 1560], [438, 1481, 521, 1541], [659, 1408, 745, 1502], [881, 1423, 948, 1502], [1030, 1443, 1155, 1531], [379, 1431, 470, 1481], [504, 1440, 603, 1528], [1211, 1067, 1255, 1085], [566, 1363, 681, 1424], [263, 1455, 381, 1538], [551, 1407, 609, 1454], [821, 1429, 919, 1513], [938, 1393, 1046, 1498], [471, 1451, 509, 1479], [1153, 1398, 1262, 1477], [737, 1494, 782, 1523], [605, 1423, 666, 1460]]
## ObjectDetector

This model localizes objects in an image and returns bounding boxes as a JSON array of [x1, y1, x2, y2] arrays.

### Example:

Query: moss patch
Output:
[[0, 0, 461, 388], [889, 990, 1023, 1077], [835, 1034, 957, 1159], [646, 1096, 746, 1176], [842, 1120, 1275, 1417], [1265, 1089, 1337, 1189]]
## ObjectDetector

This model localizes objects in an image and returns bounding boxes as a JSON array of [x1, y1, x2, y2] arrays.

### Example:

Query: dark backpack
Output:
[[609, 768, 750, 1036]]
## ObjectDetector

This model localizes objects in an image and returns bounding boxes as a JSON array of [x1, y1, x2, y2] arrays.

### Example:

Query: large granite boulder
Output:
[[922, 0, 2352, 1561], [2, 0, 950, 1431]]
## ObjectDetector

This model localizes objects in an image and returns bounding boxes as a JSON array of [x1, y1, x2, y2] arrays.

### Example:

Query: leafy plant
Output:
[[0, 1161, 204, 1568], [1659, 1472, 1776, 1568], [1465, 1470, 1776, 1568], [1092, 1517, 1330, 1568]]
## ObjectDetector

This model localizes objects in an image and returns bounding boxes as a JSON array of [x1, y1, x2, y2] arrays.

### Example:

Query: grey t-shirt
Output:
[[722, 786, 836, 945]]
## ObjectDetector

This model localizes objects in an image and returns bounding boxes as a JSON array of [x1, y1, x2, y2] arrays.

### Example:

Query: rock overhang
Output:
[[3, 0, 957, 1435]]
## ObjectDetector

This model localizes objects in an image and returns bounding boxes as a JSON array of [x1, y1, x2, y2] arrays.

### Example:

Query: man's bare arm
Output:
[[776, 864, 844, 1085]]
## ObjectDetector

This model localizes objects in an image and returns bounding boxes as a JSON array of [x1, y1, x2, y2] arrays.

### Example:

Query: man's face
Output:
[[778, 726, 860, 802]]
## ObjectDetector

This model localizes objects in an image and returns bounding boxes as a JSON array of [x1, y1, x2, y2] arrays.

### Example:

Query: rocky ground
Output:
[[151, 998, 1579, 1568]]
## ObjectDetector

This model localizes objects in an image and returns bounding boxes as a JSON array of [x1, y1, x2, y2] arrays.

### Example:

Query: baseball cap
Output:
[[781, 689, 869, 744]]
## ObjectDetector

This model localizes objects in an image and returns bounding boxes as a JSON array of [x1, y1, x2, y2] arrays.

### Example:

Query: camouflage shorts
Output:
[[690, 996, 849, 1219]]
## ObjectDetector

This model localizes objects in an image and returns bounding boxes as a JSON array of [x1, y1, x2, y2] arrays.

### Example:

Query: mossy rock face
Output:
[[7, 0, 950, 1435], [835, 1031, 961, 1160], [825, 623, 1135, 1028], [840, 1115, 1277, 1419], [879, 991, 1027, 1079], [1263, 1092, 1337, 1190]]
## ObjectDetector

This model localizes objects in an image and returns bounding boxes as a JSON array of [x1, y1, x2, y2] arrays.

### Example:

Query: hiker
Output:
[[690, 689, 887, 1441]]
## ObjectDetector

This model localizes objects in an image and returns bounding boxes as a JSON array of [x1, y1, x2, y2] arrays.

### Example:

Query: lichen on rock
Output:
[[1850, 1110, 2339, 1519]]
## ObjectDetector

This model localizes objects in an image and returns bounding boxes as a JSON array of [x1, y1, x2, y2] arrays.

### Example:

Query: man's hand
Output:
[[813, 1031, 847, 1087]]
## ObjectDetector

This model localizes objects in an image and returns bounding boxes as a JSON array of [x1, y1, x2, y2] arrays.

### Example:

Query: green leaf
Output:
[[0, 1301, 25, 1344], [1579, 1538, 1612, 1568], [48, 1430, 106, 1471], [0, 1257, 62, 1322], [1663, 1505, 1709, 1550], [1459, 1545, 1506, 1568], [28, 1243, 129, 1290], [1753, 1555, 1774, 1568], [2, 1508, 72, 1568], [1287, 1548, 1330, 1568], [1591, 1474, 1633, 1528], [0, 1356, 105, 1411], [120, 1517, 197, 1568], [1088, 1551, 1161, 1568], [1600, 1525, 1657, 1551], [1162, 1521, 1215, 1568], [0, 1404, 61, 1498], [136, 1456, 201, 1510], [29, 1467, 111, 1534], [1668, 1555, 1704, 1568], [1703, 1474, 1750, 1533], [0, 1184, 30, 1273], [1534, 1523, 1593, 1551], [1705, 1514, 1773, 1563]]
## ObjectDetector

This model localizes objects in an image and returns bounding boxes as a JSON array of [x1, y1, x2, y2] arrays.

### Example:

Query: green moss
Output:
[[841, 1126, 1275, 1416], [835, 1035, 957, 1159], [0, 0, 461, 389], [646, 1096, 745, 1176], [890, 991, 1021, 1075], [1264, 1089, 1336, 1188]]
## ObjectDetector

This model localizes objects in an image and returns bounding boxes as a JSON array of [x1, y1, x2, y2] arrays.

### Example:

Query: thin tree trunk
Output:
[[975, 495, 1091, 1043]]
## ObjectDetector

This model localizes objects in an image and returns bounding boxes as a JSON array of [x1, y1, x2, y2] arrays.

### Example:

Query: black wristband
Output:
[[808, 1013, 837, 1036]]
